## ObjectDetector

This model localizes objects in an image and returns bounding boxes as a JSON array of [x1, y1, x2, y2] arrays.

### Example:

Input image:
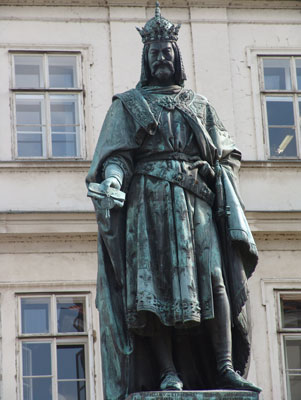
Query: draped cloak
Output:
[[86, 86, 258, 400]]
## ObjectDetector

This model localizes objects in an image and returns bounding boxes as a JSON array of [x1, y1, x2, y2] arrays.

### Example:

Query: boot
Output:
[[217, 367, 262, 392], [210, 269, 262, 393], [160, 371, 183, 391]]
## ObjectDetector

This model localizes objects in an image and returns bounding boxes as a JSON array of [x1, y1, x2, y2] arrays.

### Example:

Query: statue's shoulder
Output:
[[113, 88, 141, 105], [182, 89, 209, 120], [113, 88, 157, 136], [192, 92, 209, 105]]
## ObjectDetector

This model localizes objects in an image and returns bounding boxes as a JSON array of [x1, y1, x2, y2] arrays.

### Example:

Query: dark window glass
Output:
[[266, 97, 294, 126], [268, 127, 297, 157], [284, 337, 301, 400], [282, 300, 301, 328], [22, 342, 51, 376], [288, 376, 301, 400], [286, 339, 301, 370], [296, 59, 301, 90], [23, 377, 52, 400], [57, 298, 85, 333], [21, 298, 50, 334], [263, 59, 291, 90], [57, 345, 85, 379], [58, 381, 86, 400]]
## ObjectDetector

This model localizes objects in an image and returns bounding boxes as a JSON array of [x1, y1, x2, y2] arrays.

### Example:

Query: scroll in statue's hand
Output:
[[87, 181, 126, 217]]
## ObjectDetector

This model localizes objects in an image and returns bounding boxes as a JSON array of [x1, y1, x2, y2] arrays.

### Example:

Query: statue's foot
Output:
[[160, 372, 183, 391], [217, 368, 262, 393]]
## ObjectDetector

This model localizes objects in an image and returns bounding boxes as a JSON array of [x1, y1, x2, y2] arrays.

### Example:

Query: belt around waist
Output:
[[134, 152, 201, 163], [134, 163, 215, 207]]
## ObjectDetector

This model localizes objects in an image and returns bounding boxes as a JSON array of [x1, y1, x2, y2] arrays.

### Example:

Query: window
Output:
[[260, 57, 301, 159], [19, 294, 90, 400], [11, 53, 84, 159], [279, 293, 301, 400]]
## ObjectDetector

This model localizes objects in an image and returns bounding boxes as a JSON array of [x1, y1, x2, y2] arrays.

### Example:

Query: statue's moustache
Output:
[[153, 61, 175, 73]]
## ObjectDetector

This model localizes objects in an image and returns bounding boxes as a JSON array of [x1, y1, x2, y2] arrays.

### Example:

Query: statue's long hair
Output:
[[138, 42, 186, 87]]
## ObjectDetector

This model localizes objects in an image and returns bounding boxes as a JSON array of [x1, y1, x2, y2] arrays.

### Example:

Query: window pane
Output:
[[296, 59, 301, 90], [282, 300, 301, 328], [263, 58, 291, 90], [18, 125, 42, 133], [21, 298, 50, 334], [57, 297, 85, 333], [23, 377, 52, 400], [16, 96, 44, 126], [50, 95, 79, 157], [52, 134, 77, 157], [14, 55, 44, 88], [52, 125, 76, 133], [50, 96, 77, 125], [22, 342, 51, 376], [285, 339, 301, 370], [18, 133, 43, 157], [57, 345, 85, 379], [288, 375, 301, 400], [49, 56, 77, 88], [268, 127, 297, 157], [266, 97, 294, 126], [58, 381, 86, 400]]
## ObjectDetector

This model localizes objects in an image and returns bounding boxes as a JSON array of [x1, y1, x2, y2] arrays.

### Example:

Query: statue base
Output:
[[126, 391, 259, 400]]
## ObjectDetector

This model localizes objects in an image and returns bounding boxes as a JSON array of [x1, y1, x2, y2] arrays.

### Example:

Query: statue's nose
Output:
[[157, 51, 165, 61]]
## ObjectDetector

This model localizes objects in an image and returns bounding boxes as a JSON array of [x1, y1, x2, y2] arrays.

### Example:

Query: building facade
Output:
[[0, 1, 301, 399]]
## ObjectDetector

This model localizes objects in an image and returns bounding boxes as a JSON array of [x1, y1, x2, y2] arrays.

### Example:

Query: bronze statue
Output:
[[87, 3, 262, 399]]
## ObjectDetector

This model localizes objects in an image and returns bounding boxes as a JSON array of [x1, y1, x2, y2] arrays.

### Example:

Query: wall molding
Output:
[[0, 0, 300, 9], [0, 210, 300, 236]]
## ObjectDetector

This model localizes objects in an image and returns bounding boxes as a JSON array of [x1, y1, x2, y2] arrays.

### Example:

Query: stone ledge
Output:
[[127, 391, 259, 400], [0, 0, 300, 9]]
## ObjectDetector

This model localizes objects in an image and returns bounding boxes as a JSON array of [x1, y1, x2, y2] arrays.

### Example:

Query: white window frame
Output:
[[261, 279, 301, 400], [277, 291, 301, 400], [17, 293, 94, 400], [247, 48, 301, 161], [10, 50, 86, 160]]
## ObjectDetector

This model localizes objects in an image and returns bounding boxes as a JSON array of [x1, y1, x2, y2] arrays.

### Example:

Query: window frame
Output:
[[277, 291, 301, 400], [259, 56, 301, 160], [10, 51, 86, 160], [17, 293, 93, 400], [247, 47, 301, 161]]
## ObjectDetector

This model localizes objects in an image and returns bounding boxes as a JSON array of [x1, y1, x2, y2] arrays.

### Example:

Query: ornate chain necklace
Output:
[[143, 88, 195, 131]]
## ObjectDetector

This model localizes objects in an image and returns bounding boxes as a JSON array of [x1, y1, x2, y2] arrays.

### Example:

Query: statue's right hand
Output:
[[98, 177, 121, 192]]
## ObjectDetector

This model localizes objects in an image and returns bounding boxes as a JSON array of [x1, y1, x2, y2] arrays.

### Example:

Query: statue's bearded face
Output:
[[147, 41, 175, 84]]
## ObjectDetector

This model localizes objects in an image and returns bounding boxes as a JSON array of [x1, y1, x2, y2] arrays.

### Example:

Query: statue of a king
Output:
[[86, 3, 262, 399]]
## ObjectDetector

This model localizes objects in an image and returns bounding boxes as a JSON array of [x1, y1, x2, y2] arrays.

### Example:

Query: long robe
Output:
[[86, 86, 258, 400]]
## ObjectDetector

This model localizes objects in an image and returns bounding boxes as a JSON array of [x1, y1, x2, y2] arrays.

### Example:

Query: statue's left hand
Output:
[[189, 160, 215, 181]]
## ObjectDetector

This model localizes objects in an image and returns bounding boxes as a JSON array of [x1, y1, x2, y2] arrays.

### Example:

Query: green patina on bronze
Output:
[[87, 3, 260, 400]]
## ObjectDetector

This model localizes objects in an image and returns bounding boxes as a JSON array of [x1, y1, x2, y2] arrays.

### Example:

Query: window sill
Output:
[[0, 160, 91, 170], [241, 160, 301, 168]]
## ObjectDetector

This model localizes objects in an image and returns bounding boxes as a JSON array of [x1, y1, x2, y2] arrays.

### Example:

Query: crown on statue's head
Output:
[[136, 1, 181, 44]]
